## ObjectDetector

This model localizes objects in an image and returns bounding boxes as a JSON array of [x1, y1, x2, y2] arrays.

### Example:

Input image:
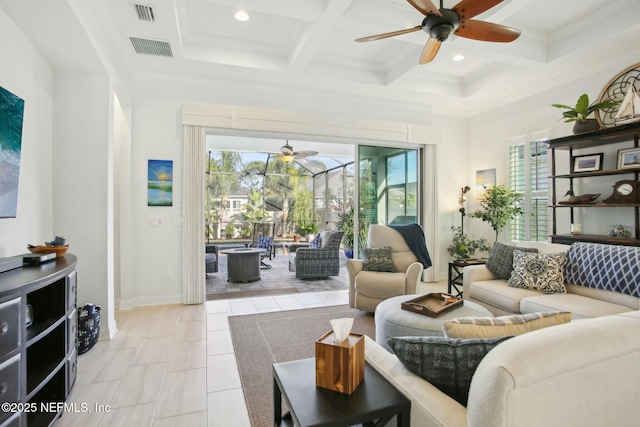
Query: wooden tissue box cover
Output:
[[315, 331, 364, 394]]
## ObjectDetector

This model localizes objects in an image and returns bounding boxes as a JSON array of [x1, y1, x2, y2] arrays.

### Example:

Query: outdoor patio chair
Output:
[[288, 230, 344, 279], [205, 244, 219, 274], [248, 222, 276, 268]]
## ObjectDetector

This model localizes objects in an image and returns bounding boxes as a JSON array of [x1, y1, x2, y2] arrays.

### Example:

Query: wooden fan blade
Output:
[[455, 20, 521, 42], [294, 151, 319, 159], [407, 0, 442, 17], [419, 38, 441, 64], [453, 0, 504, 21], [355, 26, 423, 42]]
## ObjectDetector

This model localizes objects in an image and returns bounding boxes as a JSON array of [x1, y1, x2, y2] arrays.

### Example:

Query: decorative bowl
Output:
[[27, 245, 69, 257]]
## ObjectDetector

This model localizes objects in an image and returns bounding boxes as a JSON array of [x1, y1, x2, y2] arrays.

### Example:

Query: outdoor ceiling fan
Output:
[[276, 141, 318, 162], [355, 0, 521, 64]]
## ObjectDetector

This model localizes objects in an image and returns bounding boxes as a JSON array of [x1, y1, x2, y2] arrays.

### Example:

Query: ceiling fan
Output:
[[276, 141, 318, 162], [355, 0, 521, 64]]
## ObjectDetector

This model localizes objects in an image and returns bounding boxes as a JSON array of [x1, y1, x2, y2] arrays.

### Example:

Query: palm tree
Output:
[[238, 189, 268, 237], [206, 151, 242, 239]]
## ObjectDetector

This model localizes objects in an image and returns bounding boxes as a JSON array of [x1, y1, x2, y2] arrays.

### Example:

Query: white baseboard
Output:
[[116, 293, 182, 310]]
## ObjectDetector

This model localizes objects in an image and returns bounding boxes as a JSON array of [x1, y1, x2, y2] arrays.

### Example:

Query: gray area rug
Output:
[[228, 305, 376, 427]]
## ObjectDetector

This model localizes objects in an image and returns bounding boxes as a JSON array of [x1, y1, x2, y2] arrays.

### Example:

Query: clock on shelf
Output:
[[602, 180, 639, 204]]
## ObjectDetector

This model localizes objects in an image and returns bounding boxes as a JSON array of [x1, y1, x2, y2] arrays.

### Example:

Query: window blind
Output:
[[508, 134, 549, 242]]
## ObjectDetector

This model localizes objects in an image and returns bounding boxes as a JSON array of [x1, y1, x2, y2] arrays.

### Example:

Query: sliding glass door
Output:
[[356, 146, 421, 254]]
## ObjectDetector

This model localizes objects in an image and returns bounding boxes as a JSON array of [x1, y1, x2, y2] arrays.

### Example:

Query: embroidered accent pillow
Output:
[[308, 234, 322, 248], [388, 336, 512, 406], [485, 242, 539, 279], [362, 246, 396, 272], [442, 311, 572, 339], [508, 250, 567, 294]]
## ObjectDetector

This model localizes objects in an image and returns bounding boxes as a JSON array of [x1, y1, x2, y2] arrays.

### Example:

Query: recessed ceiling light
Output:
[[234, 10, 250, 22], [452, 54, 465, 62]]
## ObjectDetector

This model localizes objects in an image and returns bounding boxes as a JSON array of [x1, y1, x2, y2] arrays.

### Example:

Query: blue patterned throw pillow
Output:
[[308, 234, 322, 248], [362, 246, 396, 272], [388, 335, 512, 406], [256, 236, 272, 250], [508, 250, 567, 294]]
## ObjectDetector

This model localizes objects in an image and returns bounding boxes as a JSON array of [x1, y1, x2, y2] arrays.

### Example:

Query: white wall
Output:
[[0, 7, 54, 256], [52, 71, 117, 337], [466, 58, 640, 243], [1, 5, 118, 338]]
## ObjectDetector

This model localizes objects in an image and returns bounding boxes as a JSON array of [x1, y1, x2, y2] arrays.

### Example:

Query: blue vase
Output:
[[344, 248, 354, 259]]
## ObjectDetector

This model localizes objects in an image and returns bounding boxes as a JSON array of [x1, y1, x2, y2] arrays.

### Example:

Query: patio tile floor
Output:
[[206, 249, 350, 299]]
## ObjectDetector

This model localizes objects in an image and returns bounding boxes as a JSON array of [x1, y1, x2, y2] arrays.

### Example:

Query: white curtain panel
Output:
[[182, 125, 206, 304]]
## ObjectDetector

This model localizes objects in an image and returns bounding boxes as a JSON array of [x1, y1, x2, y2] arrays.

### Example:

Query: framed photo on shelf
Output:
[[571, 153, 603, 173], [617, 148, 640, 169]]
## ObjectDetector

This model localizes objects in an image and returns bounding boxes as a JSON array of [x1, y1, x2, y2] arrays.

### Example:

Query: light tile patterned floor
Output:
[[61, 282, 446, 427]]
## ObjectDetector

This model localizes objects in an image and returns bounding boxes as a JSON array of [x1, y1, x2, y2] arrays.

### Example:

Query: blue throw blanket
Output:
[[564, 242, 640, 298], [389, 224, 432, 269]]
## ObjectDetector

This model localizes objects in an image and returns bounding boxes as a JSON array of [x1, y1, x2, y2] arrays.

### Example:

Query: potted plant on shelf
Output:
[[470, 185, 523, 242], [447, 226, 490, 260], [552, 94, 618, 134]]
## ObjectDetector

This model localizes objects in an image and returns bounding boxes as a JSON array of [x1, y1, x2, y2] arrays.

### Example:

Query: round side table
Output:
[[220, 248, 266, 282]]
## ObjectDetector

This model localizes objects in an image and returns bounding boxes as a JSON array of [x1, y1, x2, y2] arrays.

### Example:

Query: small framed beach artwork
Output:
[[148, 159, 173, 206], [476, 168, 496, 194], [617, 148, 640, 170], [572, 153, 603, 173]]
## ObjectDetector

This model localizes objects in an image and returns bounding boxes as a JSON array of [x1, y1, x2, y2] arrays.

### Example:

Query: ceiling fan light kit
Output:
[[279, 155, 294, 162], [355, 0, 521, 64], [276, 141, 318, 161], [234, 10, 250, 22]]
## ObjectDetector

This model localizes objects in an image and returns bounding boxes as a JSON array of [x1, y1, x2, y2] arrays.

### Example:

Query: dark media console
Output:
[[0, 254, 78, 427]]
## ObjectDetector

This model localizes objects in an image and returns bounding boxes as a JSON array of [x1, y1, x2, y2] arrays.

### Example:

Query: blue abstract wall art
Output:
[[0, 86, 25, 218], [148, 159, 173, 206]]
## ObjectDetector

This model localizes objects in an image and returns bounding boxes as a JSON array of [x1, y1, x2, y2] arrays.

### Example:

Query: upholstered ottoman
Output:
[[375, 294, 494, 351]]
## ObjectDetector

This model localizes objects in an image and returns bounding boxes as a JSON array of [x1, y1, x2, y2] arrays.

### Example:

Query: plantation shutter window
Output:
[[508, 131, 549, 243]]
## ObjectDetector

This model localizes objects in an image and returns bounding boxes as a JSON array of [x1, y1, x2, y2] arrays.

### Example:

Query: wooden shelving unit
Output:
[[549, 121, 640, 246]]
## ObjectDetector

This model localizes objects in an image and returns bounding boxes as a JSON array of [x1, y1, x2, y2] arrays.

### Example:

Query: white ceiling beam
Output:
[[288, 0, 354, 72], [384, 50, 422, 85], [547, 0, 640, 62], [477, 0, 536, 21], [195, 0, 325, 22]]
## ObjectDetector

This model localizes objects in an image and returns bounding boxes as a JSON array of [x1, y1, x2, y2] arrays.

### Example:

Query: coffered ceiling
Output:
[[3, 0, 640, 116]]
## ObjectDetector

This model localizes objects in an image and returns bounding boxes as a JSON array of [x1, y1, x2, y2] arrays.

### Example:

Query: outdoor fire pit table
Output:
[[220, 247, 266, 282]]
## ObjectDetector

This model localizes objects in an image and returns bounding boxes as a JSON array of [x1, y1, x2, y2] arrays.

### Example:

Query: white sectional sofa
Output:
[[462, 241, 640, 318], [364, 311, 640, 427]]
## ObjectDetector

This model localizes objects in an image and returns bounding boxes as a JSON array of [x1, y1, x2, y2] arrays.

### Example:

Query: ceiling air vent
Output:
[[129, 37, 173, 57], [134, 4, 155, 22]]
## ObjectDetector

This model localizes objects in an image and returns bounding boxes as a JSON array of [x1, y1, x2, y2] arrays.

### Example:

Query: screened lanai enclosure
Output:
[[205, 136, 355, 243]]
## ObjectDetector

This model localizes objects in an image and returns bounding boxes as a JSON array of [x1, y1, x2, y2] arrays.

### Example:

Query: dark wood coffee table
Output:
[[273, 357, 410, 427]]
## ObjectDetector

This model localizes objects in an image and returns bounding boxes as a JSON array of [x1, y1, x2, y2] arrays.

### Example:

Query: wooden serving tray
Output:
[[401, 293, 463, 318]]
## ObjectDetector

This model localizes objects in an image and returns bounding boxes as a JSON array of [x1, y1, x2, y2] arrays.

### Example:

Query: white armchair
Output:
[[347, 224, 425, 312]]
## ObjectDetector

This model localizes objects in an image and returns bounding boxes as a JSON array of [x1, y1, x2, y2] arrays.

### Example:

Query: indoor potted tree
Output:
[[552, 94, 618, 134], [469, 185, 523, 242], [447, 226, 490, 260]]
